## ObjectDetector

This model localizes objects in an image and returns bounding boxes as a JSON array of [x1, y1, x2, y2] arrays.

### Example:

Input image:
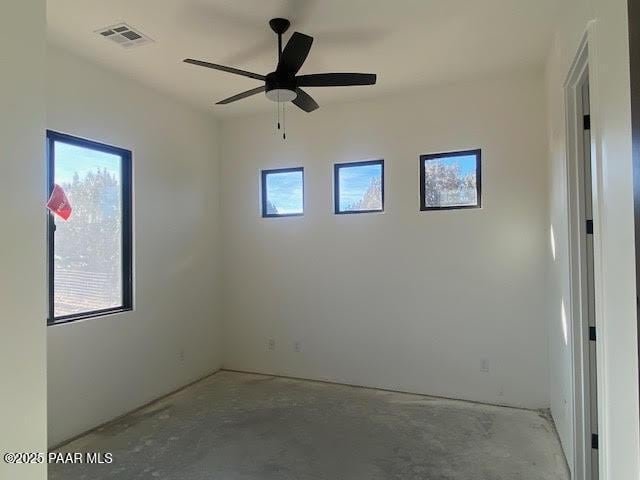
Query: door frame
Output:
[[628, 0, 640, 440], [564, 36, 599, 480]]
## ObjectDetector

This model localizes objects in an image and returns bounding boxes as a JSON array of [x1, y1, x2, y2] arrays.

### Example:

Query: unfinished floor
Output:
[[50, 371, 569, 480]]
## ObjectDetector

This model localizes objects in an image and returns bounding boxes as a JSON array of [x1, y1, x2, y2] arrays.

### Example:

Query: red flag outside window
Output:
[[46, 183, 72, 221]]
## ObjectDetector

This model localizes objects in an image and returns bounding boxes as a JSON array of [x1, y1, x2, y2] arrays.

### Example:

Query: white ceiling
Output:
[[47, 0, 561, 117]]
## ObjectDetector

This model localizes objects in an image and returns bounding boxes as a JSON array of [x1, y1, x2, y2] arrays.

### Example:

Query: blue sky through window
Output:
[[265, 170, 303, 215], [425, 154, 476, 175], [55, 141, 121, 185], [337, 163, 382, 212]]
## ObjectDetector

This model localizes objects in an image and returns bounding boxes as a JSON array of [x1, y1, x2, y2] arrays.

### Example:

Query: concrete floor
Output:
[[50, 371, 569, 480]]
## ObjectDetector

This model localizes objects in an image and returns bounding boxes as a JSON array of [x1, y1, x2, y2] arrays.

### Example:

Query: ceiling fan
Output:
[[183, 18, 377, 113]]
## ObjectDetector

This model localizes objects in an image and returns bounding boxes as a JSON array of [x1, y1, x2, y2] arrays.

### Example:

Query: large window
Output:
[[334, 159, 384, 214], [47, 131, 133, 324], [420, 149, 481, 211], [261, 167, 304, 217]]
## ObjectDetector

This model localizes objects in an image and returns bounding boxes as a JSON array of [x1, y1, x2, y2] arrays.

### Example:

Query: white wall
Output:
[[46, 46, 222, 446], [0, 2, 47, 479], [546, 0, 640, 477], [220, 70, 551, 410]]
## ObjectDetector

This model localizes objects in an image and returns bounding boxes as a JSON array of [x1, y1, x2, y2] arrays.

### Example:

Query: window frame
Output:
[[334, 159, 385, 215], [46, 130, 133, 326], [419, 149, 482, 212], [261, 167, 305, 218]]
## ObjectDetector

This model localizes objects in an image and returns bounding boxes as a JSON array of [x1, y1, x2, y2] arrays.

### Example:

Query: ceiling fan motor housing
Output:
[[265, 71, 297, 102]]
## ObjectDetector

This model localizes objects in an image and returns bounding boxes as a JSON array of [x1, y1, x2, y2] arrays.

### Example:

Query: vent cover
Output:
[[96, 23, 153, 48]]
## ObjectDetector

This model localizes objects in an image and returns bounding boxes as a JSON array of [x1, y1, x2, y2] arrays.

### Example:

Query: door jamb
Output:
[[564, 35, 597, 480]]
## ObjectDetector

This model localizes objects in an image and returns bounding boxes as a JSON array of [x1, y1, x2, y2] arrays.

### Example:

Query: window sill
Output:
[[335, 209, 385, 215], [47, 306, 133, 326]]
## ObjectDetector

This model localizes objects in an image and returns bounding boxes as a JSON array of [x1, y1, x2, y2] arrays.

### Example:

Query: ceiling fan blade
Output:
[[292, 88, 319, 112], [216, 86, 266, 105], [278, 32, 313, 73], [183, 58, 265, 81], [297, 73, 377, 87]]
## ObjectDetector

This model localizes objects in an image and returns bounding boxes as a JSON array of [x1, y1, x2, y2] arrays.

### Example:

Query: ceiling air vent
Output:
[[96, 23, 153, 48]]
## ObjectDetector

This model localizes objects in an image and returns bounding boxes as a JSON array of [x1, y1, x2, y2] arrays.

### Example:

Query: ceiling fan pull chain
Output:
[[283, 103, 286, 140]]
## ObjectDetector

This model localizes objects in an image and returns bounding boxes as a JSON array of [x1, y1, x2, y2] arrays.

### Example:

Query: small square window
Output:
[[261, 167, 304, 217], [334, 160, 384, 214], [420, 150, 481, 211]]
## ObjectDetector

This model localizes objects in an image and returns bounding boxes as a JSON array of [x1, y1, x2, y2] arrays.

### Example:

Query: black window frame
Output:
[[46, 130, 133, 326], [334, 159, 385, 215], [419, 149, 482, 211], [261, 167, 305, 218]]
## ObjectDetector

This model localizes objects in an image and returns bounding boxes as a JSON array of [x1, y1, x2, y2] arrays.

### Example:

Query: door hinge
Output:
[[584, 114, 591, 130], [592, 433, 599, 450], [589, 326, 596, 341], [586, 219, 594, 235]]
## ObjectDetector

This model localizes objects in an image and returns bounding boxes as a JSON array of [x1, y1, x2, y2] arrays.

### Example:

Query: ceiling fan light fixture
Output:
[[265, 70, 297, 102], [266, 88, 297, 102]]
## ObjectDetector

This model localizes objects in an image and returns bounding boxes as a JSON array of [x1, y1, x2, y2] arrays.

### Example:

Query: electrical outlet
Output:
[[293, 341, 301, 353], [480, 358, 489, 373], [268, 338, 276, 351]]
